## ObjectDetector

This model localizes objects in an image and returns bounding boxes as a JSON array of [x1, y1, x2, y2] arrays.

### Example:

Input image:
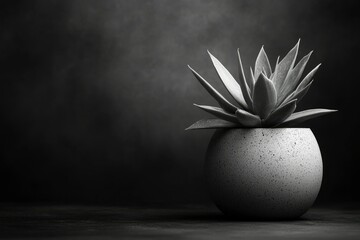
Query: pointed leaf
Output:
[[278, 51, 312, 103], [237, 49, 253, 110], [235, 109, 261, 127], [272, 40, 300, 92], [188, 65, 238, 113], [249, 66, 256, 100], [253, 73, 277, 119], [194, 104, 239, 123], [280, 80, 313, 107], [249, 66, 255, 90], [294, 81, 313, 103], [255, 46, 272, 79], [270, 56, 280, 80], [264, 99, 297, 127], [185, 119, 239, 130], [276, 109, 337, 127], [208, 51, 248, 109], [296, 64, 321, 92]]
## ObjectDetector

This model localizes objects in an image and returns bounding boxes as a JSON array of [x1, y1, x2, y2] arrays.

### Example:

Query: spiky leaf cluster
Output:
[[187, 40, 336, 130]]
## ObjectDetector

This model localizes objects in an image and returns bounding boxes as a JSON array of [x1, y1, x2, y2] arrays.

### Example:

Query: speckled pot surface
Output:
[[205, 128, 323, 220]]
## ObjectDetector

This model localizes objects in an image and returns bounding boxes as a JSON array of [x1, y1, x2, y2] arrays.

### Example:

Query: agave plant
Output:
[[186, 40, 336, 130]]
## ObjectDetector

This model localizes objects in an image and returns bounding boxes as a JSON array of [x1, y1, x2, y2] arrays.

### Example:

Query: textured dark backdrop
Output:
[[1, 0, 359, 205]]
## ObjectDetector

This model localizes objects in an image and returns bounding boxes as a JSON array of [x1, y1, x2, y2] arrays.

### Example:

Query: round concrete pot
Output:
[[205, 128, 323, 220]]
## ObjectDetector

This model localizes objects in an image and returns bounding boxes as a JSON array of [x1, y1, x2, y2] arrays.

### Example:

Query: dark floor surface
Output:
[[0, 204, 359, 239]]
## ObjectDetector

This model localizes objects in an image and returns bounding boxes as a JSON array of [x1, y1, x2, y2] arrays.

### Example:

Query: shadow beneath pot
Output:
[[145, 210, 310, 223]]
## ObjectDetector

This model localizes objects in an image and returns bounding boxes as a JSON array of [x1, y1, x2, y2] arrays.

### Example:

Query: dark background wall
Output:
[[1, 0, 359, 205]]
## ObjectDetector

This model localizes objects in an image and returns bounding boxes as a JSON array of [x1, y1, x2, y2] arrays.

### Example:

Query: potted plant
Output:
[[186, 40, 336, 220]]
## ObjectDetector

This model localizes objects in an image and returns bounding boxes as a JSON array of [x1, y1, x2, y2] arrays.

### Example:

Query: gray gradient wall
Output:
[[1, 0, 358, 204]]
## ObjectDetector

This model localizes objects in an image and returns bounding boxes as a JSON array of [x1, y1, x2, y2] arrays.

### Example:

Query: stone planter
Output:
[[205, 128, 323, 220]]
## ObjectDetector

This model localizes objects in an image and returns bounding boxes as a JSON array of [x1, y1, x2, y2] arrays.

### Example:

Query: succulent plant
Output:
[[186, 40, 337, 130]]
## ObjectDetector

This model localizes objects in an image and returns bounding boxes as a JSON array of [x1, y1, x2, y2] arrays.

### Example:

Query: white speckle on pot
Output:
[[205, 128, 323, 220]]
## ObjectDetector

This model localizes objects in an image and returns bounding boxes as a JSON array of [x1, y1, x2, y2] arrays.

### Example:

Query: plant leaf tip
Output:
[[237, 48, 241, 56]]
